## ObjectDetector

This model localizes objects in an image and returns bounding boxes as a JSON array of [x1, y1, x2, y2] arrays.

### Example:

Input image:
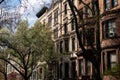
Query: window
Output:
[[65, 63, 69, 78], [40, 68, 42, 73], [79, 8, 83, 20], [71, 18, 75, 31], [105, 0, 111, 10], [85, 6, 91, 18], [112, 0, 118, 7], [64, 38, 69, 52], [72, 37, 75, 51], [48, 15, 52, 26], [107, 51, 116, 69], [39, 68, 42, 79], [93, 4, 97, 15], [54, 9, 58, 25], [59, 63, 62, 79], [85, 28, 95, 45], [64, 22, 68, 34], [43, 19, 45, 24], [60, 41, 63, 53], [79, 59, 84, 76], [103, 19, 116, 39], [64, 4, 67, 15], [86, 61, 91, 75], [54, 28, 58, 39], [105, 0, 118, 10], [57, 43, 59, 53], [71, 62, 76, 78]]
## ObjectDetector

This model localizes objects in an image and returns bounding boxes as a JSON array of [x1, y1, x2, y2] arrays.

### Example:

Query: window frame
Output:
[[48, 14, 52, 26], [102, 19, 116, 39], [64, 3, 67, 15], [107, 50, 117, 69], [64, 22, 68, 34], [64, 38, 69, 52], [79, 59, 84, 76], [53, 28, 58, 39], [54, 8, 59, 25], [72, 37, 75, 51], [104, 0, 118, 11], [71, 18, 75, 31]]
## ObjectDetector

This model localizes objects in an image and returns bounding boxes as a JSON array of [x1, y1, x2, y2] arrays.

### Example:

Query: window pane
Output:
[[113, 0, 118, 7], [65, 63, 69, 77], [71, 19, 75, 31], [87, 61, 91, 75], [64, 38, 69, 52], [108, 20, 116, 37], [60, 41, 63, 53], [72, 38, 75, 51], [54, 9, 58, 25], [64, 22, 67, 34], [107, 51, 117, 69], [85, 28, 95, 44], [110, 53, 116, 68], [54, 28, 58, 39], [64, 4, 67, 15], [79, 59, 84, 76], [105, 0, 111, 10], [103, 19, 116, 38], [48, 15, 52, 26]]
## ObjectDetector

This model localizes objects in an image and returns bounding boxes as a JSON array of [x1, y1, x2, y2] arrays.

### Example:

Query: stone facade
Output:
[[37, 0, 120, 80]]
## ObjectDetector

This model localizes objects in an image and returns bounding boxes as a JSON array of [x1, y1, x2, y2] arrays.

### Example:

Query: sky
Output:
[[20, 0, 52, 27], [20, 0, 51, 26], [1, 0, 52, 27]]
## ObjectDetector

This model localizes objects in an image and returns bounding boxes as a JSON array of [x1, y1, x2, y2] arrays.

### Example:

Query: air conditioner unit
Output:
[[109, 32, 115, 37]]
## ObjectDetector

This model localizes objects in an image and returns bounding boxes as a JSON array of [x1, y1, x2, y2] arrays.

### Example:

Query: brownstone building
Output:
[[76, 0, 120, 79], [37, 0, 120, 80]]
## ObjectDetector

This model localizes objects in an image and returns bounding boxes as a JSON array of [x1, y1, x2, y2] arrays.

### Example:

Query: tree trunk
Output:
[[24, 75, 29, 80], [4, 73, 7, 80], [94, 65, 102, 80]]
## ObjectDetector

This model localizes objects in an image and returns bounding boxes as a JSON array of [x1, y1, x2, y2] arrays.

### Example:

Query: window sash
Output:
[[48, 15, 52, 26], [72, 38, 75, 51], [71, 19, 75, 31], [87, 61, 91, 75], [64, 23, 68, 34], [79, 59, 84, 76], [105, 0, 111, 10], [103, 20, 116, 38], [112, 0, 118, 7], [54, 10, 58, 24], [64, 4, 67, 15]]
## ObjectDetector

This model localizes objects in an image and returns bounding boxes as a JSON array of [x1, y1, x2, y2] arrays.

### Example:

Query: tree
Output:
[[67, 0, 120, 79], [0, 20, 54, 80], [0, 0, 4, 4], [0, 28, 10, 80], [67, 0, 102, 80]]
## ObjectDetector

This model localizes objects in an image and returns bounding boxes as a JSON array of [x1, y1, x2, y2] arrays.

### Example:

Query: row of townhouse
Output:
[[36, 0, 120, 80]]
